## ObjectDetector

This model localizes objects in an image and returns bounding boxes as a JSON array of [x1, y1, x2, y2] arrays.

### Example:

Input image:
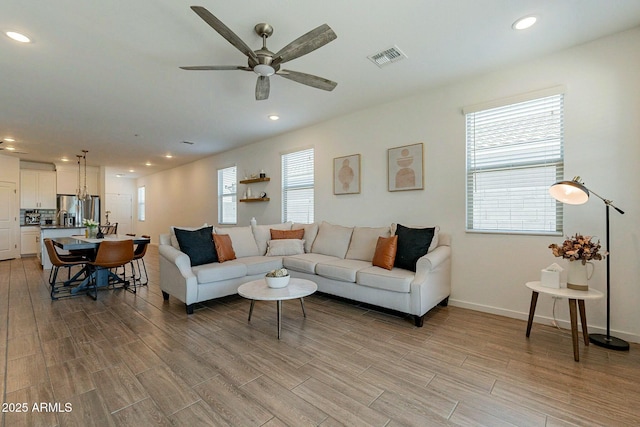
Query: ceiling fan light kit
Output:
[[181, 6, 337, 100]]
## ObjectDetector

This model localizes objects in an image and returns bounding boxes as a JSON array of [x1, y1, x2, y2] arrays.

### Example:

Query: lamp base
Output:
[[589, 333, 630, 351]]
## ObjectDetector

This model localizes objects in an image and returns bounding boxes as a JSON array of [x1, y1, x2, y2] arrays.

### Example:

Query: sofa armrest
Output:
[[159, 244, 193, 278], [412, 245, 451, 285]]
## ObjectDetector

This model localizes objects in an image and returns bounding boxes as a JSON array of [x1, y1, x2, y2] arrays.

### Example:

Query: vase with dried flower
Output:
[[549, 234, 606, 291]]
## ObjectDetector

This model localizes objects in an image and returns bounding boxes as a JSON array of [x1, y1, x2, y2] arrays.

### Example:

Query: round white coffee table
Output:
[[238, 278, 317, 339], [525, 281, 603, 361]]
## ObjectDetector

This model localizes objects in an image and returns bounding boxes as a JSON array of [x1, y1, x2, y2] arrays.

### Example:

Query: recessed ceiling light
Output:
[[165, 154, 173, 159], [145, 162, 152, 166], [60, 157, 70, 162], [268, 115, 280, 121], [6, 147, 15, 151], [129, 169, 135, 173], [116, 174, 124, 178], [4, 137, 15, 142], [6, 31, 31, 43], [512, 16, 537, 30]]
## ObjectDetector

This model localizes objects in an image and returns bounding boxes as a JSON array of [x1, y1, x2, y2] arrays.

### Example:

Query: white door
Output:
[[106, 193, 132, 235], [0, 182, 19, 260]]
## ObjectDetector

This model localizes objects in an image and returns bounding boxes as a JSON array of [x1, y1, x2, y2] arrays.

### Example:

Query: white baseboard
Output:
[[449, 298, 639, 344]]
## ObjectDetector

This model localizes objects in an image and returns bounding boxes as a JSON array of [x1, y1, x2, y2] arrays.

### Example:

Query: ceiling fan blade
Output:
[[277, 70, 337, 92], [256, 76, 270, 100], [190, 6, 258, 63], [272, 24, 337, 67], [180, 66, 251, 71]]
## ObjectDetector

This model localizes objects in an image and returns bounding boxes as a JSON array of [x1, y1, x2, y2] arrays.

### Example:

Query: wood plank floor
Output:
[[1, 246, 639, 426]]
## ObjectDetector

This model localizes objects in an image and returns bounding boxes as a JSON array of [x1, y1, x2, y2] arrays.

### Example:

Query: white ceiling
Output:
[[2, 0, 640, 178]]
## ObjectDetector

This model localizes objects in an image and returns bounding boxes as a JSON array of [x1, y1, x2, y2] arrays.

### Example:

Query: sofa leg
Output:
[[186, 304, 194, 315], [439, 296, 449, 307], [162, 291, 170, 301], [414, 315, 425, 327]]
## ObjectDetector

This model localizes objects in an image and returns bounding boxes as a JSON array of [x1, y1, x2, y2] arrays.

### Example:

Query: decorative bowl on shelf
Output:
[[265, 268, 290, 288]]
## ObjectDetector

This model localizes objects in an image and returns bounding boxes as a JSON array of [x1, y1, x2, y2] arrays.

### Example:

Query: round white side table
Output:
[[525, 281, 603, 361]]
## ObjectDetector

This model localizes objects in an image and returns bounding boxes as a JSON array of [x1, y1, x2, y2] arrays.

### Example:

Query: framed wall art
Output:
[[333, 154, 361, 195], [388, 143, 423, 191]]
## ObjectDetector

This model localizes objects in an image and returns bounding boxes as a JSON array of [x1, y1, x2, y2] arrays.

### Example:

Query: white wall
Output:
[[138, 27, 640, 342], [0, 154, 20, 182]]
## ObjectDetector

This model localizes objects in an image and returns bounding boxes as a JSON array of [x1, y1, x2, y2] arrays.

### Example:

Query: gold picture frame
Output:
[[388, 143, 424, 191], [333, 154, 361, 195]]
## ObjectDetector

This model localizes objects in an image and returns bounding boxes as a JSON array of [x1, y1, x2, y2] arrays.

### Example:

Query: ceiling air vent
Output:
[[367, 45, 407, 68]]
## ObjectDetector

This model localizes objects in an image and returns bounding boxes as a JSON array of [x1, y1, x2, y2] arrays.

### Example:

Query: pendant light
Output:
[[81, 150, 92, 201], [76, 154, 83, 200]]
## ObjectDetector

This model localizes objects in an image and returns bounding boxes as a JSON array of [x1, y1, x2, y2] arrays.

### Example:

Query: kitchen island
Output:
[[40, 225, 87, 269]]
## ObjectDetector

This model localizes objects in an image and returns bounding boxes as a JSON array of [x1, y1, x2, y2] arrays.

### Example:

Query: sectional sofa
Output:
[[158, 221, 451, 326]]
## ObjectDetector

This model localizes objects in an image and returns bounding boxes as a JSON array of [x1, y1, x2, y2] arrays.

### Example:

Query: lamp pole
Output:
[[587, 193, 629, 350]]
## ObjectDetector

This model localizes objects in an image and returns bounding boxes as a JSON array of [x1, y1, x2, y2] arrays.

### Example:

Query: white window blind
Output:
[[282, 148, 314, 223], [218, 166, 237, 224], [465, 93, 564, 234], [137, 186, 145, 221]]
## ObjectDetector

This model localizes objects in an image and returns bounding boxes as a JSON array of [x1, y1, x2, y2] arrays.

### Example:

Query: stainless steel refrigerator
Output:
[[57, 195, 100, 226]]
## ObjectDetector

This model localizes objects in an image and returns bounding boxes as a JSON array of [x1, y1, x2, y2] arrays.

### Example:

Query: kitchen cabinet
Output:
[[55, 165, 99, 195], [20, 170, 57, 209], [21, 226, 40, 255]]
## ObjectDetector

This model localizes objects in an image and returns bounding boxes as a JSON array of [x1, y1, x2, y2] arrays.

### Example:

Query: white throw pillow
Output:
[[214, 226, 259, 257], [170, 224, 209, 250], [292, 223, 319, 253], [345, 226, 391, 261], [391, 223, 440, 252], [266, 239, 306, 256], [311, 221, 354, 259], [251, 222, 293, 255]]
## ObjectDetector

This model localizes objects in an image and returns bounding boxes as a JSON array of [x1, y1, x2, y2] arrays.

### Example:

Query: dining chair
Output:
[[44, 238, 89, 300], [86, 240, 134, 299], [99, 223, 118, 235]]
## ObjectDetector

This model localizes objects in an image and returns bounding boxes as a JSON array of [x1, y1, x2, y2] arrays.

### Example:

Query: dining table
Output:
[[51, 234, 150, 296]]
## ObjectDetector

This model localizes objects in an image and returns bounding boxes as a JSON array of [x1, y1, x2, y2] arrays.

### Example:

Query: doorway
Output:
[[0, 182, 19, 260], [105, 193, 133, 235]]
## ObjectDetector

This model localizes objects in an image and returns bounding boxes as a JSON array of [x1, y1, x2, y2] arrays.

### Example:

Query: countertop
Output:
[[40, 225, 87, 230]]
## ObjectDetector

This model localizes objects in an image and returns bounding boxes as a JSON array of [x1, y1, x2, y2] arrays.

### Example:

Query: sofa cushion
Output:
[[235, 256, 284, 276], [392, 223, 440, 253], [215, 226, 260, 257], [372, 235, 398, 270], [271, 228, 304, 240], [283, 253, 339, 274], [394, 224, 436, 272], [170, 224, 209, 250], [357, 266, 415, 293], [266, 239, 306, 256], [173, 226, 217, 267], [311, 222, 354, 259], [345, 226, 391, 261], [292, 223, 319, 253], [315, 259, 372, 283], [251, 223, 292, 255], [213, 234, 236, 263], [192, 260, 247, 283]]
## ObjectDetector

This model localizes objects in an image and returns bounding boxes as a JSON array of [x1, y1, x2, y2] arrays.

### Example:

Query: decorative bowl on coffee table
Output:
[[265, 275, 290, 288]]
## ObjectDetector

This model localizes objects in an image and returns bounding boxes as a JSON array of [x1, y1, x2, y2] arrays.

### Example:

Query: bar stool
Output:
[[44, 238, 89, 300], [86, 240, 134, 299]]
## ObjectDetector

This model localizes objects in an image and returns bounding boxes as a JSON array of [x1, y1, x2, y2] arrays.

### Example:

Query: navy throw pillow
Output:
[[394, 224, 435, 272], [174, 226, 218, 266]]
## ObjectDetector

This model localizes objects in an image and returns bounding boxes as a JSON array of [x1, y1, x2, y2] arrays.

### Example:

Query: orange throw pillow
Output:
[[213, 234, 236, 263], [270, 228, 304, 240], [372, 235, 398, 270]]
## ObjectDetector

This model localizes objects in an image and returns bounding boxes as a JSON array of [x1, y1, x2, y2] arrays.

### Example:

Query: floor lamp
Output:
[[549, 176, 629, 351]]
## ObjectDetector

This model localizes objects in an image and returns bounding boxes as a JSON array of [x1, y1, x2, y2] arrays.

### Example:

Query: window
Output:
[[137, 186, 145, 221], [218, 166, 237, 224], [465, 91, 564, 234], [282, 148, 314, 223]]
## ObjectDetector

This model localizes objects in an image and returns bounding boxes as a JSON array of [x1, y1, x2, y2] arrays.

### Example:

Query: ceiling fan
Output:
[[180, 6, 338, 100]]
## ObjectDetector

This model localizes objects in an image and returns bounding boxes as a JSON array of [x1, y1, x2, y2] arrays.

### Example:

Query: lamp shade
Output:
[[549, 178, 589, 205]]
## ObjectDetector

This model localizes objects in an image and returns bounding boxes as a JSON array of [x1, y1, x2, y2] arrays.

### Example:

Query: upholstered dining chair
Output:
[[44, 238, 89, 300], [86, 239, 134, 299]]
